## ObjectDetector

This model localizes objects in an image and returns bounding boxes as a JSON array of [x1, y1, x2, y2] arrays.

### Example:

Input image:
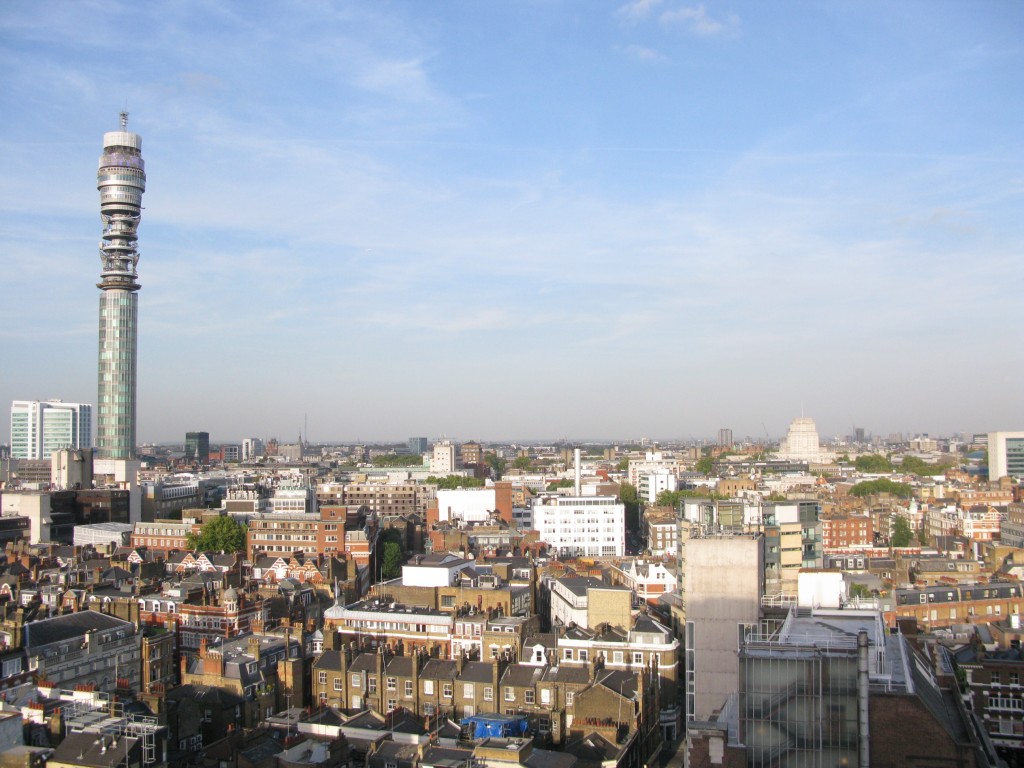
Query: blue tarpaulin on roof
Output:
[[462, 713, 529, 738]]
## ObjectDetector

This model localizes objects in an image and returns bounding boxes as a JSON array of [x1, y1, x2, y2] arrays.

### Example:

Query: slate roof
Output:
[[51, 732, 140, 768], [421, 659, 458, 680], [523, 632, 559, 650], [458, 661, 495, 684], [542, 665, 591, 685], [343, 709, 386, 729], [313, 649, 344, 671], [385, 655, 414, 677], [525, 748, 578, 768], [631, 615, 671, 637], [370, 740, 418, 762], [501, 663, 546, 688], [594, 669, 637, 699], [564, 732, 622, 765], [165, 683, 245, 707], [555, 577, 606, 597], [349, 653, 379, 673], [23, 611, 132, 649], [422, 746, 474, 768]]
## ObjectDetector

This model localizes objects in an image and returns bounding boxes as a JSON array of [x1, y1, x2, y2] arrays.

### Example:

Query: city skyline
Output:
[[1, 1, 1021, 444]]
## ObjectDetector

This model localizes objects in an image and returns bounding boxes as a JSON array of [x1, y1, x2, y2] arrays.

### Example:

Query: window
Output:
[[578, 650, 588, 662], [992, 673, 1001, 685], [424, 703, 436, 716], [613, 651, 624, 664], [484, 687, 493, 701], [441, 595, 456, 608], [424, 680, 434, 695], [387, 677, 397, 691], [541, 689, 551, 705], [505, 687, 515, 702], [633, 652, 643, 665], [443, 683, 453, 698], [566, 691, 574, 706], [464, 684, 474, 698], [387, 699, 396, 712], [369, 677, 377, 693], [334, 678, 343, 691], [563, 649, 573, 661], [318, 671, 326, 684], [405, 680, 413, 697], [525, 690, 535, 704], [351, 673, 361, 687]]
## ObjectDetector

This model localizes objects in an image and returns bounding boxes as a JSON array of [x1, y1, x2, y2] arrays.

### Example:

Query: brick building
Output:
[[821, 513, 874, 548]]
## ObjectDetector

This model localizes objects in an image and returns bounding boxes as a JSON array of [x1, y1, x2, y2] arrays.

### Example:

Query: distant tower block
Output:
[[96, 112, 146, 459], [717, 428, 733, 449]]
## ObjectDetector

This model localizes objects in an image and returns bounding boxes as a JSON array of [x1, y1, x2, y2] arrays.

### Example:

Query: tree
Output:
[[381, 541, 403, 579], [855, 454, 893, 473], [694, 456, 714, 475], [655, 490, 682, 508], [376, 528, 405, 579], [890, 515, 913, 548], [512, 456, 532, 471], [547, 479, 575, 491], [372, 454, 424, 468], [484, 452, 507, 479], [426, 475, 485, 490], [619, 483, 638, 505], [619, 483, 640, 532], [849, 478, 912, 498], [849, 582, 872, 599], [899, 455, 955, 477], [186, 515, 247, 553], [615, 458, 629, 471]]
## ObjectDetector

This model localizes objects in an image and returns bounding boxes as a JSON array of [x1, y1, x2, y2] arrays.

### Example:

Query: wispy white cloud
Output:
[[615, 0, 665, 23], [659, 4, 739, 36], [616, 44, 668, 62]]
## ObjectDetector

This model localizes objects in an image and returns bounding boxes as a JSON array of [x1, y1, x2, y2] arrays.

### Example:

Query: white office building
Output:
[[532, 492, 625, 558], [10, 400, 92, 460], [638, 470, 679, 504], [436, 487, 499, 523], [988, 431, 1024, 481], [431, 440, 457, 475], [242, 437, 264, 461]]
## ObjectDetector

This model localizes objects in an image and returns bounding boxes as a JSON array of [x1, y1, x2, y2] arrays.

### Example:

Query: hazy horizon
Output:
[[2, 2, 1021, 445]]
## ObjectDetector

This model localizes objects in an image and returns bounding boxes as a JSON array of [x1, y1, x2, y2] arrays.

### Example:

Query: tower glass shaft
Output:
[[96, 113, 145, 459]]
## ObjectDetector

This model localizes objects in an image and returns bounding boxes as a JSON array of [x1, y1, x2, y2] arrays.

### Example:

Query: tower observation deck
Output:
[[96, 112, 146, 459]]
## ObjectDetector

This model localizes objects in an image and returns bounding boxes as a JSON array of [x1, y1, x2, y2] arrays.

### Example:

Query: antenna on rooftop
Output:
[[120, 111, 128, 130]]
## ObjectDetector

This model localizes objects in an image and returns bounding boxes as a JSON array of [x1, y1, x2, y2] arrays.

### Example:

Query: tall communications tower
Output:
[[96, 112, 146, 459]]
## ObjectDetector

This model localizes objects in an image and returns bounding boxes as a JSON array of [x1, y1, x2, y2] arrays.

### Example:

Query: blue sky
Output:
[[1, 1, 1021, 445]]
